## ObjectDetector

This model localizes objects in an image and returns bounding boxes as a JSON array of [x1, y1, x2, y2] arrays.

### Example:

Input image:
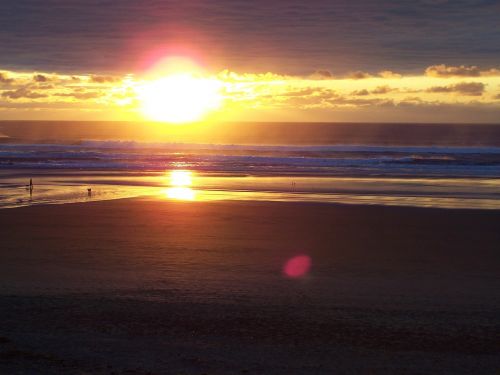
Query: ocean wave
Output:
[[77, 140, 500, 155], [1, 142, 500, 178]]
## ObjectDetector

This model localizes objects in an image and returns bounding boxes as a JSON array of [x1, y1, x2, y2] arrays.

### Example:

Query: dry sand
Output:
[[0, 198, 499, 374]]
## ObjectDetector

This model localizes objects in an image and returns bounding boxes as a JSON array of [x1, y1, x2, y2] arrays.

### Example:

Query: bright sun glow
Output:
[[137, 73, 222, 123]]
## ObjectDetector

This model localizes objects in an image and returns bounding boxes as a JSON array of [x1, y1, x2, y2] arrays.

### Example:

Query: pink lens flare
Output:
[[283, 255, 312, 278]]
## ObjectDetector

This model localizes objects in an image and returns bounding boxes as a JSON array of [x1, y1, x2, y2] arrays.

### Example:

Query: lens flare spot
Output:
[[283, 255, 312, 278]]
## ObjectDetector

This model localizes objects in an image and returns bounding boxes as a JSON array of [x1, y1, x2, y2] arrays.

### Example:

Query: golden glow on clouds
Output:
[[1, 63, 500, 122]]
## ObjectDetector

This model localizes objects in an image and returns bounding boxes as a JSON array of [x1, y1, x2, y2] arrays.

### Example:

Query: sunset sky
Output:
[[1, 0, 499, 123]]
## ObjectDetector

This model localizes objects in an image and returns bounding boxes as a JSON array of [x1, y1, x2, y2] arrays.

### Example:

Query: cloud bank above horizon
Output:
[[1, 64, 500, 123]]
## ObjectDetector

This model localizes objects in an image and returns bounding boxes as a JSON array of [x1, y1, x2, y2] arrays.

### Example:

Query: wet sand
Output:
[[0, 198, 499, 374]]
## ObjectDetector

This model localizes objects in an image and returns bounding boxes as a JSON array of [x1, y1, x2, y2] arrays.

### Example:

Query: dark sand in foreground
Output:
[[1, 199, 499, 374]]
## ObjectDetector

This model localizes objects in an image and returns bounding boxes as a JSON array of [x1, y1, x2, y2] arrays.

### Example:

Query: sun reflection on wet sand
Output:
[[163, 170, 196, 201], [164, 187, 196, 200]]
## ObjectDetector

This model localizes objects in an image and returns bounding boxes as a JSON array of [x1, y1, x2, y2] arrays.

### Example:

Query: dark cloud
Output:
[[273, 88, 394, 108], [54, 91, 102, 99], [36, 84, 55, 90], [309, 70, 334, 79], [281, 88, 320, 97], [351, 89, 370, 96], [90, 75, 118, 84], [348, 71, 372, 80], [425, 64, 500, 77], [33, 74, 49, 82], [425, 64, 481, 77], [0, 1, 498, 75], [351, 86, 396, 96], [270, 87, 337, 107], [371, 85, 396, 94], [327, 96, 394, 107], [378, 71, 402, 79], [426, 82, 485, 96], [1, 87, 48, 99]]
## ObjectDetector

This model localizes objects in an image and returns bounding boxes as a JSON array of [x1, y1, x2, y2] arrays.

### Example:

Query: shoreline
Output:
[[4, 193, 500, 212], [4, 192, 500, 211]]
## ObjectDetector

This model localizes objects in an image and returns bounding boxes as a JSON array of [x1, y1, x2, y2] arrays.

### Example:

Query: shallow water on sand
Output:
[[1, 169, 500, 209]]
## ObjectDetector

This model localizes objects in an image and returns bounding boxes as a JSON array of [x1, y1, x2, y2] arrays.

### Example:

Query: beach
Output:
[[3, 0, 500, 372], [1, 198, 499, 374]]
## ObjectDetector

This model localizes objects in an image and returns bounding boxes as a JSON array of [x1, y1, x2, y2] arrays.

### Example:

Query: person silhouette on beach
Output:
[[29, 178, 33, 196]]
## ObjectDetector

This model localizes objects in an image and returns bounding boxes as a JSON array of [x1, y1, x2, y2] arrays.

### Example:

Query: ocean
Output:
[[1, 121, 500, 209]]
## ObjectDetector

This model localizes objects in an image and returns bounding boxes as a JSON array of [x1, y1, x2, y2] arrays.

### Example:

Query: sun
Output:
[[137, 73, 222, 123]]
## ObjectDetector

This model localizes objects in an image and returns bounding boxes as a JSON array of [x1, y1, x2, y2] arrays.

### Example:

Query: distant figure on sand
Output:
[[87, 188, 92, 197], [29, 178, 33, 196]]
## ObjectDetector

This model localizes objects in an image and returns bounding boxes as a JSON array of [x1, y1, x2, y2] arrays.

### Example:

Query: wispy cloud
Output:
[[425, 64, 500, 78], [426, 82, 485, 96], [2, 87, 48, 99]]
